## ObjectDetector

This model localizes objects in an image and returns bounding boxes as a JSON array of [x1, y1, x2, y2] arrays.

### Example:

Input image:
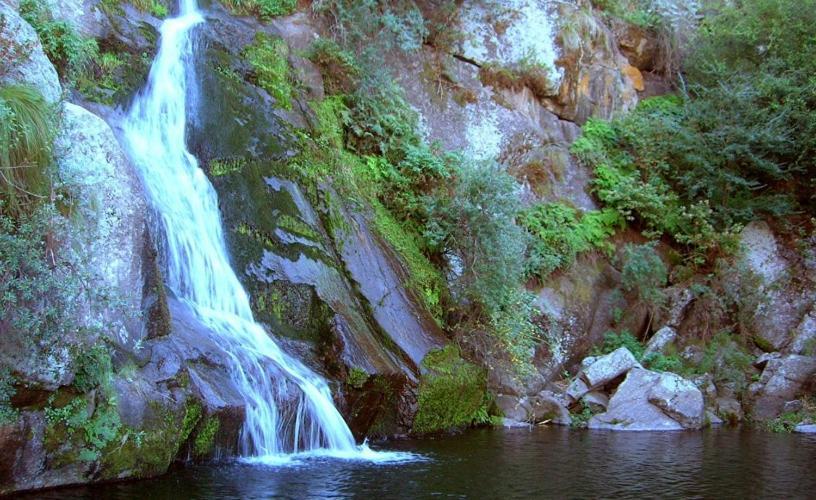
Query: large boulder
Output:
[[647, 372, 704, 429], [0, 2, 62, 103], [583, 347, 640, 389], [749, 355, 816, 421], [588, 368, 704, 431]]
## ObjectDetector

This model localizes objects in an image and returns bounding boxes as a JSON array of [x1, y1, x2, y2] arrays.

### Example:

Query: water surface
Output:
[[34, 427, 816, 499]]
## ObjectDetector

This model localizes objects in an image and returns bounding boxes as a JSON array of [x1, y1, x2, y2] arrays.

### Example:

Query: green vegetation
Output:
[[243, 33, 294, 110], [346, 367, 368, 389], [219, 0, 297, 20], [0, 85, 55, 217], [101, 0, 169, 17], [521, 203, 623, 280], [620, 242, 667, 310], [592, 330, 645, 360], [0, 368, 18, 424], [1, 207, 103, 345], [575, 0, 815, 266], [20, 0, 98, 83], [767, 398, 816, 433], [194, 416, 220, 456], [412, 346, 490, 434], [570, 401, 599, 429]]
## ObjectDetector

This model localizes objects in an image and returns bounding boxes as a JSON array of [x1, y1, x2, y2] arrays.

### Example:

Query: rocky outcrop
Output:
[[736, 222, 814, 352], [748, 354, 816, 421], [0, 2, 62, 103], [588, 367, 704, 431]]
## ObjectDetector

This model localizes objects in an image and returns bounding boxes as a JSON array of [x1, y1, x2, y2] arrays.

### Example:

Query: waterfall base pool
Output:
[[26, 427, 816, 499]]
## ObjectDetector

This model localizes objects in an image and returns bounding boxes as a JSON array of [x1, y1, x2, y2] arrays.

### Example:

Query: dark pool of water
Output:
[[28, 427, 816, 499]]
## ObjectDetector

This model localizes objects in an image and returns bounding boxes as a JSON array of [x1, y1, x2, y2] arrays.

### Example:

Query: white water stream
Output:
[[121, 0, 401, 463]]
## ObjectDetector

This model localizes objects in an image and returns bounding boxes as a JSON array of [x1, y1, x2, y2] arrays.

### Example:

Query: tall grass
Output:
[[0, 85, 55, 217]]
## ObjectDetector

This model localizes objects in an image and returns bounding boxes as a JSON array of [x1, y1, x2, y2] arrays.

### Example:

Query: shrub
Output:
[[695, 332, 754, 392], [0, 85, 55, 217], [243, 33, 293, 110], [620, 242, 667, 308], [521, 203, 624, 280], [593, 330, 644, 360], [20, 0, 98, 83], [219, 0, 297, 20]]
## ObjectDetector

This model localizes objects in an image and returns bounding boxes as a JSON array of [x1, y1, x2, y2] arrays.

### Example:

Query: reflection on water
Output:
[[27, 427, 816, 499]]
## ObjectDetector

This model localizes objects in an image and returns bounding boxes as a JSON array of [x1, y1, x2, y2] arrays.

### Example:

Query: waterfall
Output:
[[121, 0, 375, 461]]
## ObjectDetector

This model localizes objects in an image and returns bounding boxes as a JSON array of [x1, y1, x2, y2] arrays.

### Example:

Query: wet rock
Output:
[[716, 397, 744, 423], [750, 355, 816, 421], [588, 368, 684, 431], [706, 411, 724, 427], [496, 395, 532, 423], [583, 347, 640, 389], [644, 326, 677, 357], [782, 400, 804, 414], [794, 424, 816, 434], [581, 391, 609, 412], [530, 391, 571, 425], [336, 209, 447, 368], [647, 372, 704, 429], [0, 3, 62, 103]]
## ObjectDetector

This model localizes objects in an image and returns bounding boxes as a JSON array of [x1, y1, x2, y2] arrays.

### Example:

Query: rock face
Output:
[[647, 372, 704, 429], [737, 222, 814, 352], [55, 103, 150, 345], [0, 3, 62, 103], [588, 368, 704, 431], [749, 355, 816, 421], [583, 347, 641, 388]]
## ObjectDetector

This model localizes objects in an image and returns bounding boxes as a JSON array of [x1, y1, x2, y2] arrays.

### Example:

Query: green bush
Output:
[[219, 0, 297, 20], [695, 332, 754, 392], [20, 0, 98, 83], [593, 330, 644, 360], [0, 85, 55, 217], [243, 33, 293, 110], [521, 202, 624, 280], [412, 346, 489, 433], [620, 242, 667, 308], [0, 368, 17, 424]]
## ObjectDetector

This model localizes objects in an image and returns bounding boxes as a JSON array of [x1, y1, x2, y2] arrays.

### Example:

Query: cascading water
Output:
[[121, 0, 388, 461]]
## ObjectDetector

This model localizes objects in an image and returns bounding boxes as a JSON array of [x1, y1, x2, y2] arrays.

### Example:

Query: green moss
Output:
[[194, 416, 220, 456], [371, 201, 446, 323], [412, 346, 489, 434], [243, 33, 293, 110]]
